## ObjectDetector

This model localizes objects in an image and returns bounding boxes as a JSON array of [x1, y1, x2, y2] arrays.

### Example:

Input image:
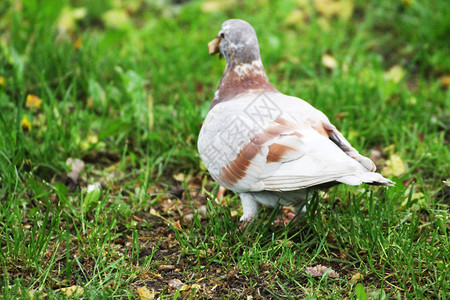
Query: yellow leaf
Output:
[[57, 6, 87, 34], [350, 272, 364, 283], [285, 9, 306, 26], [57, 285, 84, 297], [314, 0, 354, 20], [173, 173, 185, 182], [74, 36, 82, 50], [150, 208, 160, 217], [440, 75, 450, 89], [317, 17, 331, 31], [0, 76, 5, 86], [384, 65, 405, 83], [87, 134, 98, 144], [201, 0, 236, 13], [21, 115, 31, 131], [136, 286, 155, 300], [322, 54, 338, 69], [25, 94, 42, 109], [102, 9, 131, 29], [382, 153, 406, 177]]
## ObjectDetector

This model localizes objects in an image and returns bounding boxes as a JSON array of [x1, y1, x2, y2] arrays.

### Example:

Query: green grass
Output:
[[0, 0, 449, 298]]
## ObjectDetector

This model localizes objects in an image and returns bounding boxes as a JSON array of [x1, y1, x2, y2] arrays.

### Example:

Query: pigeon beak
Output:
[[208, 36, 222, 59]]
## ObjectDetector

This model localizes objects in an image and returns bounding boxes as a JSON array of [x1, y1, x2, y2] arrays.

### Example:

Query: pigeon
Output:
[[198, 19, 393, 222]]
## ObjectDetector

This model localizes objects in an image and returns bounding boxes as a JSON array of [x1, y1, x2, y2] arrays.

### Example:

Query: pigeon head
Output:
[[207, 19, 276, 109], [208, 19, 261, 64]]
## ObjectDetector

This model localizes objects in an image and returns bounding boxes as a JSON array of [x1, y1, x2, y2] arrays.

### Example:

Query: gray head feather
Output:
[[218, 19, 261, 64]]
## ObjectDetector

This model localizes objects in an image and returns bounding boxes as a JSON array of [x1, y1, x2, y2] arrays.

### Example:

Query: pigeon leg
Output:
[[216, 186, 226, 204], [239, 193, 259, 222]]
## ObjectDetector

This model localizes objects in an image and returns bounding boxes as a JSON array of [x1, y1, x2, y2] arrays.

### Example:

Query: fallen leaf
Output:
[[350, 272, 364, 283], [136, 286, 155, 300], [173, 220, 182, 230], [168, 278, 185, 290], [173, 173, 185, 182], [158, 264, 175, 271], [201, 0, 236, 13], [305, 264, 340, 278], [285, 9, 307, 26], [183, 213, 194, 223], [25, 94, 42, 109], [87, 134, 98, 144], [74, 36, 82, 50], [57, 6, 87, 34], [322, 54, 338, 70], [317, 17, 331, 31], [314, 0, 354, 20], [382, 153, 406, 177], [0, 76, 5, 85], [66, 158, 85, 183], [150, 208, 160, 217], [57, 285, 84, 297], [102, 9, 131, 29], [21, 115, 31, 131], [384, 65, 405, 83], [440, 75, 450, 89]]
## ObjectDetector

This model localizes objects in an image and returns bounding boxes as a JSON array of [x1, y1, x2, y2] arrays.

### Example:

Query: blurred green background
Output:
[[0, 0, 448, 298]]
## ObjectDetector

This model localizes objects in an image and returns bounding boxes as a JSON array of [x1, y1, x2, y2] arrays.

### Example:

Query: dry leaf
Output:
[[382, 153, 406, 177], [57, 285, 84, 297], [440, 75, 450, 89], [384, 65, 405, 83], [305, 264, 340, 278], [74, 36, 82, 50], [136, 286, 155, 300], [66, 158, 85, 183], [25, 94, 42, 109], [102, 9, 131, 29], [150, 208, 160, 217], [317, 17, 331, 31], [208, 37, 221, 55], [350, 272, 364, 283], [322, 54, 338, 69], [285, 9, 307, 26], [173, 173, 185, 182], [201, 0, 236, 13], [168, 278, 185, 290], [158, 264, 175, 271], [57, 6, 87, 34], [21, 115, 31, 131], [173, 220, 182, 230], [314, 0, 354, 20]]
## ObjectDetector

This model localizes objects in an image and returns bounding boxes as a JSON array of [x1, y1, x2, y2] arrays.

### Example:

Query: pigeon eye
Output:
[[220, 32, 225, 39]]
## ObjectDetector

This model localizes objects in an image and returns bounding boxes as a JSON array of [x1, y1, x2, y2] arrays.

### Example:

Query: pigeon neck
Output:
[[210, 59, 277, 109]]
